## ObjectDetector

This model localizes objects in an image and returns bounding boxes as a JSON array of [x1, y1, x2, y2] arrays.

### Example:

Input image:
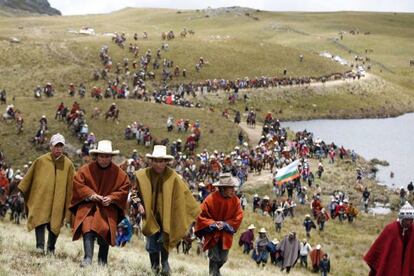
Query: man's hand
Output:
[[216, 221, 224, 230], [102, 196, 112, 206], [90, 194, 103, 202], [137, 203, 145, 215]]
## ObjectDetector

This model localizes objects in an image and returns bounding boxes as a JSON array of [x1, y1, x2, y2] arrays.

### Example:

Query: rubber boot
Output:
[[160, 248, 170, 275], [80, 233, 95, 267], [150, 252, 160, 275], [46, 228, 58, 255], [98, 243, 109, 266], [35, 225, 45, 254]]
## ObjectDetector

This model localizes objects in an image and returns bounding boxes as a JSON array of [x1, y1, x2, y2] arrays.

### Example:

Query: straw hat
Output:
[[89, 140, 120, 155], [213, 173, 239, 187], [316, 244, 321, 250], [145, 145, 174, 160], [258, 227, 267, 233], [248, 224, 255, 230], [263, 195, 270, 200], [272, 238, 279, 244]]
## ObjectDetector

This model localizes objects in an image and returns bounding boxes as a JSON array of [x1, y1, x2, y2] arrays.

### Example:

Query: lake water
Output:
[[283, 113, 414, 188]]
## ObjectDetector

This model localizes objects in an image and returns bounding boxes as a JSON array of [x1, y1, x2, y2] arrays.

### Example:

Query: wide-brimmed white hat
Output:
[[258, 227, 267, 233], [316, 244, 321, 250], [89, 140, 120, 155], [146, 145, 174, 160], [213, 173, 239, 187], [248, 224, 255, 230]]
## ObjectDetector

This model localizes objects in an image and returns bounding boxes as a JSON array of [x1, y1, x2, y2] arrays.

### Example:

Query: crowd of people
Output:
[[0, 29, 406, 276], [1, 103, 414, 274]]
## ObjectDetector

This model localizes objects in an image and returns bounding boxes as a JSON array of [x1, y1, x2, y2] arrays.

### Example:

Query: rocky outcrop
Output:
[[0, 0, 61, 15]]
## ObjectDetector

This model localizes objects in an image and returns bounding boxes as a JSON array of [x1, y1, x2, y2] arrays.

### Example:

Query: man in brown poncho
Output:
[[70, 140, 129, 267], [131, 145, 200, 275], [18, 133, 75, 254], [277, 231, 300, 273]]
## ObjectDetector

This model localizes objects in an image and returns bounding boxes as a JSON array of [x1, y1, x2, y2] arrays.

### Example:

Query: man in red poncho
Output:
[[364, 202, 414, 276], [70, 140, 129, 267], [195, 173, 244, 276]]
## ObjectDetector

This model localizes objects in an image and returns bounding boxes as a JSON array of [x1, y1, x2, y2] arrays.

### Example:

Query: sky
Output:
[[49, 0, 414, 15]]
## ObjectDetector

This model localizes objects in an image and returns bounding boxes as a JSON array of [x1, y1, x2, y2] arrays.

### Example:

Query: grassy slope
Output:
[[0, 10, 410, 274], [0, 9, 412, 165], [0, 211, 394, 276], [0, 157, 399, 275]]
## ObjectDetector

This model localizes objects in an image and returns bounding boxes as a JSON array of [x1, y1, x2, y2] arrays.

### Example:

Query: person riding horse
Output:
[[0, 89, 6, 104], [105, 103, 119, 121], [15, 112, 24, 134], [68, 83, 76, 97], [43, 83, 54, 97]]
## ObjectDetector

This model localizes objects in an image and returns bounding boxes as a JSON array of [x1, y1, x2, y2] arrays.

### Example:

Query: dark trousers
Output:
[[300, 255, 308, 267], [208, 242, 229, 276], [146, 232, 170, 274], [83, 231, 110, 265], [242, 243, 251, 254], [35, 223, 58, 253]]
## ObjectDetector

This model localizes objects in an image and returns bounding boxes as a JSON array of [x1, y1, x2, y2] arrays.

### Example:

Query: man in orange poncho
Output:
[[70, 140, 129, 267], [309, 244, 325, 272], [195, 173, 244, 276]]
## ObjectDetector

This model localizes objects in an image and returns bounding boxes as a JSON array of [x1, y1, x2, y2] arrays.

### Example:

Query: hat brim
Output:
[[146, 154, 174, 160], [212, 179, 240, 187], [90, 149, 120, 155]]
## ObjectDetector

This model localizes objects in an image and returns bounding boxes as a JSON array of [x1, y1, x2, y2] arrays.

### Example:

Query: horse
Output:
[[0, 188, 8, 219], [246, 111, 256, 128], [105, 108, 119, 121], [91, 107, 102, 119], [0, 89, 6, 104], [180, 30, 187, 38], [176, 227, 195, 254], [15, 114, 23, 134], [9, 193, 25, 224]]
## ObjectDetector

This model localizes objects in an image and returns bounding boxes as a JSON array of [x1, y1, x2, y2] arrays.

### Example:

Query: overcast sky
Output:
[[49, 0, 414, 15]]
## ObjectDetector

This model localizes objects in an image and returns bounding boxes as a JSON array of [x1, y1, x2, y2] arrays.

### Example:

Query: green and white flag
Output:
[[275, 160, 300, 185]]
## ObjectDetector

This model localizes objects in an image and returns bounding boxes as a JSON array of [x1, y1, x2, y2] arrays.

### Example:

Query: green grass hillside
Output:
[[0, 8, 413, 164]]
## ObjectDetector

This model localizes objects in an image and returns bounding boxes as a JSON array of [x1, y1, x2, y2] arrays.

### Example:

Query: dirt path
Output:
[[238, 120, 274, 189]]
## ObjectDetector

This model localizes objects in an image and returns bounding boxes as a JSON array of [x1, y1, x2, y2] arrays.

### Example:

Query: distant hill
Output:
[[0, 0, 60, 16]]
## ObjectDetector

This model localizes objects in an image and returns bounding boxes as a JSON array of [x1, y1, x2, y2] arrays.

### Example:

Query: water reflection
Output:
[[283, 113, 414, 188]]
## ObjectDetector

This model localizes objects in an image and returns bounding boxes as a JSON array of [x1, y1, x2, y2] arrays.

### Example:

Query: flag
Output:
[[275, 160, 300, 185]]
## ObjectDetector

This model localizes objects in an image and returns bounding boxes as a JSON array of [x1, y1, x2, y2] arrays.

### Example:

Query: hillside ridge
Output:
[[0, 0, 60, 15]]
